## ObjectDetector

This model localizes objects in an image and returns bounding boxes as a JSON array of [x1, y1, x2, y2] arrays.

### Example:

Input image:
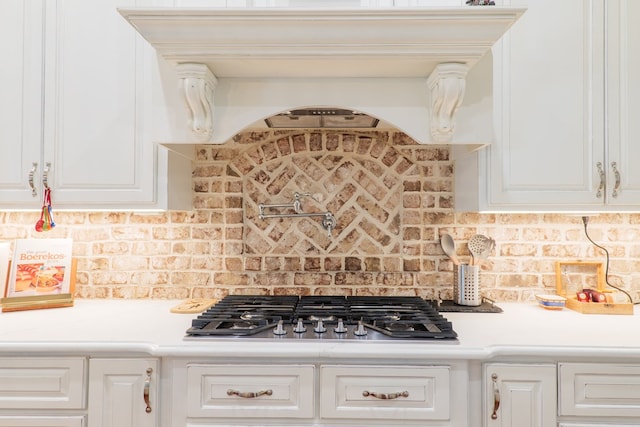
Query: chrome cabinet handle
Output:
[[227, 389, 273, 398], [143, 368, 152, 413], [362, 390, 409, 400], [596, 162, 605, 198], [611, 161, 621, 198], [28, 162, 38, 197], [42, 162, 51, 190], [491, 373, 500, 420]]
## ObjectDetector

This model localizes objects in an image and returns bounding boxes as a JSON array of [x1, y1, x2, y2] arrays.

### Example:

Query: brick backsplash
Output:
[[1, 130, 640, 302]]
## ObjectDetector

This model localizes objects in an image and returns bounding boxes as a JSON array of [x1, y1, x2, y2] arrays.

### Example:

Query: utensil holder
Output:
[[453, 264, 481, 306]]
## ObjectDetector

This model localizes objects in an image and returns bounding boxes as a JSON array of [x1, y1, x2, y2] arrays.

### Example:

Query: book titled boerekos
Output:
[[5, 238, 73, 298]]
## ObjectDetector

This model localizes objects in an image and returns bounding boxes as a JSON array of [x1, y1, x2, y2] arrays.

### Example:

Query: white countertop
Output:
[[1, 299, 639, 361]]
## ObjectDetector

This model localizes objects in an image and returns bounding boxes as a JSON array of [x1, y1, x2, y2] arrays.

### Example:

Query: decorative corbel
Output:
[[176, 63, 217, 141], [427, 63, 469, 143]]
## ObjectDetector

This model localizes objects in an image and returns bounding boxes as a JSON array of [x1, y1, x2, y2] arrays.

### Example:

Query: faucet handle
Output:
[[322, 213, 337, 238], [294, 192, 312, 200]]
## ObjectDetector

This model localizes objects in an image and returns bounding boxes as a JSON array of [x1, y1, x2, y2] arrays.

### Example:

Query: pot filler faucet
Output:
[[258, 192, 337, 238]]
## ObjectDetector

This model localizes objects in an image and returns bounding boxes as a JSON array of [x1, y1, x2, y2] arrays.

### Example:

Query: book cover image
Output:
[[5, 238, 73, 298]]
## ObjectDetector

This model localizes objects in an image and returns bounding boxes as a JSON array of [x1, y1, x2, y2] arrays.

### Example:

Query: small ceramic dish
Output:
[[535, 294, 567, 310]]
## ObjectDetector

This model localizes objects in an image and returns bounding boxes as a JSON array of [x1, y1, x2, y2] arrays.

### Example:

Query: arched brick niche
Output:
[[193, 130, 453, 296]]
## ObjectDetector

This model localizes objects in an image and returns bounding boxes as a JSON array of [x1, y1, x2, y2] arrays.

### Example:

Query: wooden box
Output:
[[555, 261, 633, 315]]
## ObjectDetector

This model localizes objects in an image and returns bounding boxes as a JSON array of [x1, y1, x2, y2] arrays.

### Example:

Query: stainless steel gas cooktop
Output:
[[185, 295, 458, 341]]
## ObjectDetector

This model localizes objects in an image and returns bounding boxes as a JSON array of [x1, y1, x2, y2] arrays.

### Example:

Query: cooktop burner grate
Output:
[[185, 295, 458, 341]]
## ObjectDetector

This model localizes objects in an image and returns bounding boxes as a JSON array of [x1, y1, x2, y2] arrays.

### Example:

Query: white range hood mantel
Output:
[[119, 7, 525, 145]]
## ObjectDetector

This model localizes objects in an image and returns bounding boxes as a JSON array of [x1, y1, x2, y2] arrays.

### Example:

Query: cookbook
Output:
[[0, 242, 9, 294], [2, 238, 75, 311]]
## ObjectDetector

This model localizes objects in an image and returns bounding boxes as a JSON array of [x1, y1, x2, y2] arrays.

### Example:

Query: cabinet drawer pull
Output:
[[611, 161, 621, 198], [596, 162, 605, 199], [42, 162, 51, 190], [362, 390, 409, 400], [227, 389, 273, 398], [144, 368, 152, 413], [491, 373, 500, 420], [28, 162, 38, 197]]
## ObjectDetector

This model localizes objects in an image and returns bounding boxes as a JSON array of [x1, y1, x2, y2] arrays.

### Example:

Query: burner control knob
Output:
[[334, 319, 347, 334], [354, 321, 368, 336], [273, 320, 287, 336], [293, 319, 307, 334], [314, 319, 327, 333]]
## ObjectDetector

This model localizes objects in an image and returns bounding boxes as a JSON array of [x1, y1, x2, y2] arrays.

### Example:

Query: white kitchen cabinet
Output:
[[0, 357, 86, 426], [559, 362, 640, 419], [455, 0, 640, 212], [0, 0, 44, 205], [0, 418, 84, 427], [0, 0, 191, 210], [0, 357, 85, 409], [483, 363, 556, 427], [559, 424, 639, 427], [0, 356, 158, 426], [320, 365, 451, 422], [169, 360, 466, 426], [88, 358, 159, 427], [603, 0, 640, 207], [186, 364, 315, 420]]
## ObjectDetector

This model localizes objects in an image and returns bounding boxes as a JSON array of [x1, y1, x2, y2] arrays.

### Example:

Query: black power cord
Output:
[[581, 216, 634, 304]]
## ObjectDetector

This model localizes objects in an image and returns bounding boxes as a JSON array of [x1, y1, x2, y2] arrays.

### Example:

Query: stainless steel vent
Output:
[[265, 108, 380, 129]]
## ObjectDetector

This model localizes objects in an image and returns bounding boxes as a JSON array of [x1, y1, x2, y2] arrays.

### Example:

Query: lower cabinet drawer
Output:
[[320, 365, 450, 421], [0, 357, 85, 409], [0, 416, 84, 427], [186, 364, 314, 419], [559, 362, 640, 417], [559, 424, 636, 427]]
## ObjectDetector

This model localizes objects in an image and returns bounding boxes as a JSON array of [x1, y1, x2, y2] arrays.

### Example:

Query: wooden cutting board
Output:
[[170, 298, 218, 314]]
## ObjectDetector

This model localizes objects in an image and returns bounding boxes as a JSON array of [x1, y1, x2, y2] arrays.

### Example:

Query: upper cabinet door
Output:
[[0, 0, 45, 205], [485, 0, 605, 210], [605, 0, 640, 207], [41, 0, 157, 207], [456, 0, 640, 212], [0, 0, 172, 209]]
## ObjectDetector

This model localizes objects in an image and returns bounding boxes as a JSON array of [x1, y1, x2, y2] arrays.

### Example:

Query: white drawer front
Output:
[[320, 365, 450, 421], [0, 358, 85, 409], [0, 416, 84, 427], [559, 424, 636, 427], [559, 362, 640, 417], [187, 364, 314, 419]]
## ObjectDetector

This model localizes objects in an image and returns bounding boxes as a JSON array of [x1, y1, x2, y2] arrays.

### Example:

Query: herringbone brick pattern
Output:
[[229, 131, 444, 273]]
